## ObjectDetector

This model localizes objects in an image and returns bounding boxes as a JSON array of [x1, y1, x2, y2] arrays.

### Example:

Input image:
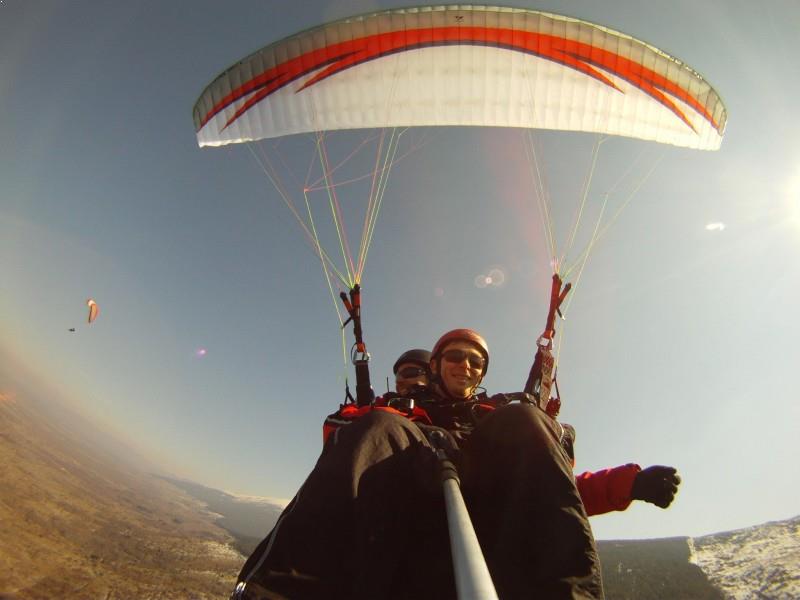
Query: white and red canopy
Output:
[[194, 5, 726, 150]]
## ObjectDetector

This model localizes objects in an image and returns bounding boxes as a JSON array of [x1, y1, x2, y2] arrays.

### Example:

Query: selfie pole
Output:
[[427, 429, 499, 600]]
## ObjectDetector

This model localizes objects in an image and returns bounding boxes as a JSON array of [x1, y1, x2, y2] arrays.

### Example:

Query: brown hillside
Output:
[[0, 393, 244, 599]]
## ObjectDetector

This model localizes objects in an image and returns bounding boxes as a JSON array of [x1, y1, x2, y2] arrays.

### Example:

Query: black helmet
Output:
[[393, 349, 432, 374]]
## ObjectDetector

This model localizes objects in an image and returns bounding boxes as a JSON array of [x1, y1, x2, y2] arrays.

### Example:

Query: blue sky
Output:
[[1, 0, 798, 541]]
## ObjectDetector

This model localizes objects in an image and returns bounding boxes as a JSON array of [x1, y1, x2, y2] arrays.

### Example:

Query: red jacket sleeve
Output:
[[576, 464, 641, 516]]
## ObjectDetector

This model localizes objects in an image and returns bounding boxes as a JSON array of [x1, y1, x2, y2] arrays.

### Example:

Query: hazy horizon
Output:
[[3, 342, 796, 542]]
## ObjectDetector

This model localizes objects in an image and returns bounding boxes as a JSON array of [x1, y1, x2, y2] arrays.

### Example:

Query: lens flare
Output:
[[705, 222, 726, 231], [488, 268, 506, 285], [474, 267, 507, 289]]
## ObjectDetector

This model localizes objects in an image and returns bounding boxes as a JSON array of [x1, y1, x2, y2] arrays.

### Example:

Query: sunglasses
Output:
[[396, 366, 427, 379], [441, 349, 486, 370]]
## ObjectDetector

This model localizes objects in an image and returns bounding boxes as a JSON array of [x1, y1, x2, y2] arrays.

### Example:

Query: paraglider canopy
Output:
[[194, 5, 726, 150], [86, 298, 99, 324], [192, 4, 727, 408]]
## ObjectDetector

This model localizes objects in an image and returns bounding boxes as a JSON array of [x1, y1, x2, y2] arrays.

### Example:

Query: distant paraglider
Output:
[[69, 298, 98, 332], [86, 298, 99, 324]]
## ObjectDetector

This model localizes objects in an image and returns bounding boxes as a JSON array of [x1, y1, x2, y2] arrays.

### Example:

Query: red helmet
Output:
[[431, 328, 489, 375]]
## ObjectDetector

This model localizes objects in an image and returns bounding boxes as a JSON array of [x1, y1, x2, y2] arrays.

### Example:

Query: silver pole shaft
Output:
[[442, 478, 500, 600]]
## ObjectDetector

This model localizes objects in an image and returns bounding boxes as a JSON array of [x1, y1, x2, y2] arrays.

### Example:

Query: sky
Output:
[[1, 0, 798, 542]]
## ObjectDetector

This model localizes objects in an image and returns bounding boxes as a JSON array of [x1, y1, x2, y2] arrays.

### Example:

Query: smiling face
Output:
[[430, 340, 486, 399]]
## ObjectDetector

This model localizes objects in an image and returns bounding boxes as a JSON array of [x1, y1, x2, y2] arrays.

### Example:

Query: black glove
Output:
[[631, 465, 681, 508]]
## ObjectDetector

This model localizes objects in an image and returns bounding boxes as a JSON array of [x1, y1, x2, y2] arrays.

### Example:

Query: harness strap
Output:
[[340, 284, 374, 407], [524, 274, 571, 416]]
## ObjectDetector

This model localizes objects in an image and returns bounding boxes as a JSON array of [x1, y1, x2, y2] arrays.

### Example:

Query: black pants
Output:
[[233, 405, 603, 599]]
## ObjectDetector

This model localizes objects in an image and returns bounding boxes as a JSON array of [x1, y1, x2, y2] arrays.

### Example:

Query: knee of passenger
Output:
[[362, 409, 410, 427], [491, 403, 555, 441], [359, 410, 423, 439]]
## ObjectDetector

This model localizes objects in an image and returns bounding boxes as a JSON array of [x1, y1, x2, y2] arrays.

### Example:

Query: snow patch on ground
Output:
[[689, 516, 800, 600], [226, 493, 290, 508], [203, 540, 244, 561]]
